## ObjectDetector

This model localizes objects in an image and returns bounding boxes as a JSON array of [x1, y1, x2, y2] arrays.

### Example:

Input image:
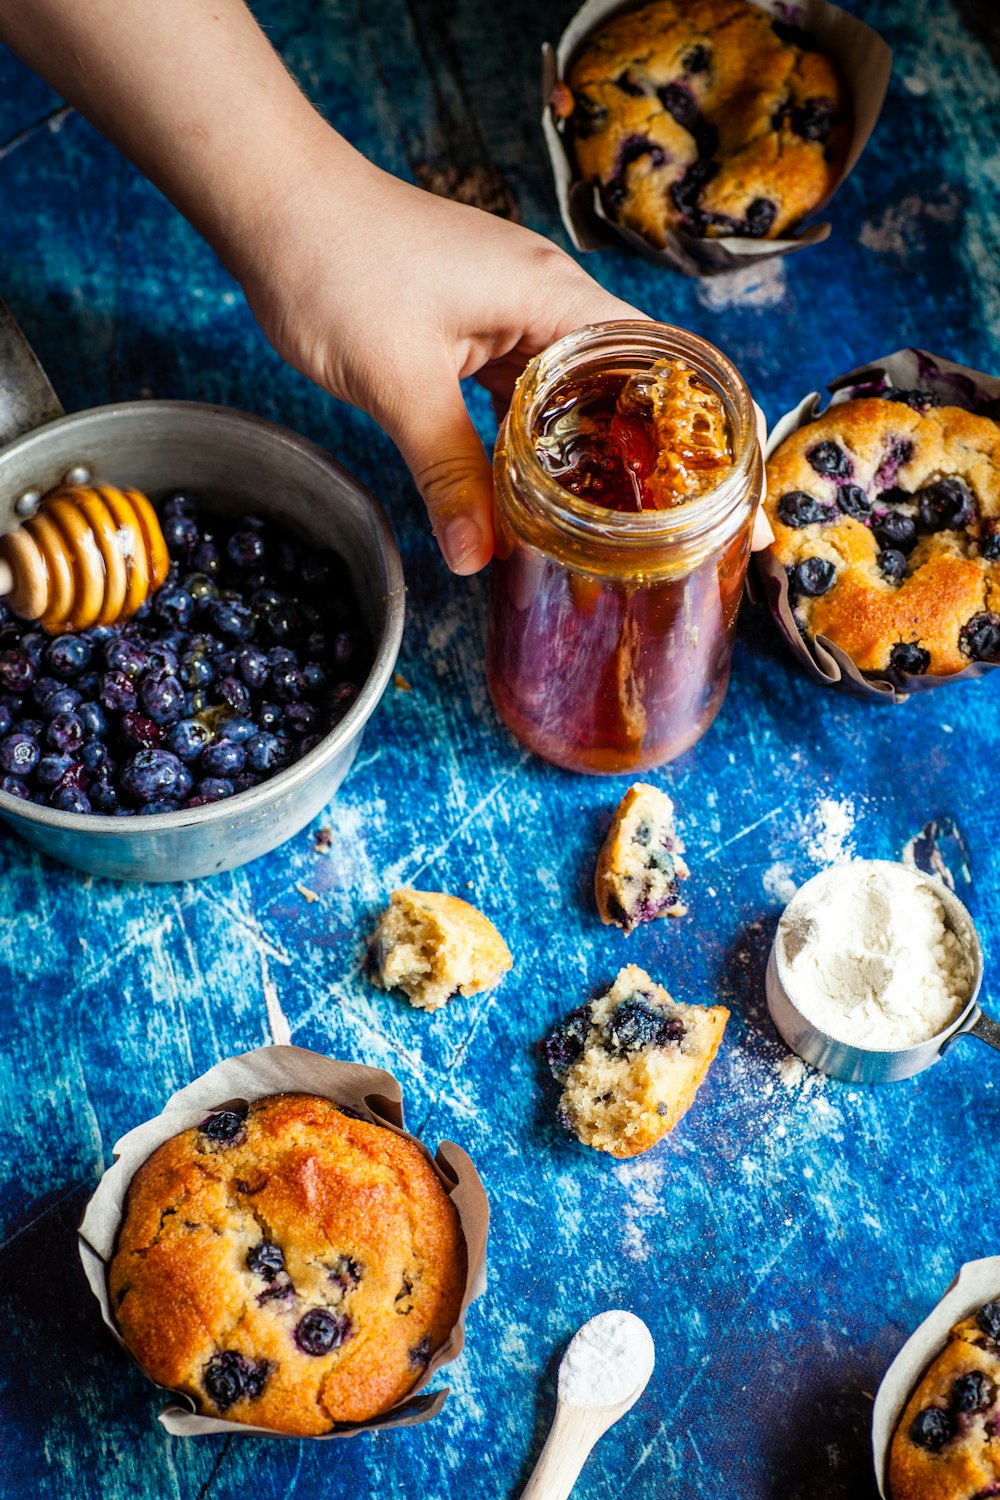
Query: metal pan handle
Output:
[[0, 294, 64, 450], [966, 1008, 1000, 1054]]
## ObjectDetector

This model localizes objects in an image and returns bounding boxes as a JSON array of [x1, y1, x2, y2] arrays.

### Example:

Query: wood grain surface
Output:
[[1, 2, 998, 1496]]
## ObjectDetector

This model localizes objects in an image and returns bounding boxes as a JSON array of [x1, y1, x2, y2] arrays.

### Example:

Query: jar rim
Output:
[[502, 320, 758, 546]]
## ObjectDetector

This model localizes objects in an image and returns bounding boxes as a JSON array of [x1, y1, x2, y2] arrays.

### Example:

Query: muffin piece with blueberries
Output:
[[543, 964, 728, 1158], [595, 782, 689, 936], [889, 1297, 1000, 1500], [369, 890, 512, 1012], [109, 1093, 467, 1435], [558, 0, 848, 249], [764, 396, 1000, 677]]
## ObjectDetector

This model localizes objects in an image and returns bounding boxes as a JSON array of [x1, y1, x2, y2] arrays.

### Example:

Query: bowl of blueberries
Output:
[[0, 321, 404, 880]]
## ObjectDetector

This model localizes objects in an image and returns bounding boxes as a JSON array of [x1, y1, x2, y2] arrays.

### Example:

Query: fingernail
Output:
[[442, 516, 483, 573]]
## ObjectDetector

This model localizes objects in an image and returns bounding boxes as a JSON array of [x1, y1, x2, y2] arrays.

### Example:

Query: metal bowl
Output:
[[0, 400, 405, 881]]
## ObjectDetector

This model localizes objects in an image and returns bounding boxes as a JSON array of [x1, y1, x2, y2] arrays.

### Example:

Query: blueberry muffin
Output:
[[595, 782, 689, 935], [543, 964, 728, 1158], [889, 1298, 1000, 1499], [558, 0, 848, 249], [764, 396, 1000, 677], [370, 890, 512, 1012], [109, 1093, 467, 1435]]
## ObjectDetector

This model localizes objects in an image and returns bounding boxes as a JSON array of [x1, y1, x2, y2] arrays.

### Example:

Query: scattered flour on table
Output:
[[558, 1311, 654, 1408], [806, 797, 856, 866], [776, 860, 973, 1048], [763, 861, 798, 904], [773, 1054, 825, 1095]]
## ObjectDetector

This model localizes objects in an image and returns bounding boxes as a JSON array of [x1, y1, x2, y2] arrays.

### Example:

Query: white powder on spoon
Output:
[[558, 1311, 654, 1408], [776, 860, 974, 1050]]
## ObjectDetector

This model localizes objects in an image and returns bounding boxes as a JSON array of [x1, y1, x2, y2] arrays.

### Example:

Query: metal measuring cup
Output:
[[766, 860, 1000, 1084]]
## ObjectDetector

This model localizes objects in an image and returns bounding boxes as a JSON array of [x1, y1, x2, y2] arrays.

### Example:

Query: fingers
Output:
[[389, 386, 495, 575], [750, 399, 774, 551]]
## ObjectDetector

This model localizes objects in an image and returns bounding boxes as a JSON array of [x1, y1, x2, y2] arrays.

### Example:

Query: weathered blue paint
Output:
[[0, 2, 998, 1496]]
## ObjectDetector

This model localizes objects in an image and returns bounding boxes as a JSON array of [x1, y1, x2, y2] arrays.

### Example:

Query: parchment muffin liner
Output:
[[77, 1044, 489, 1439], [542, 0, 891, 276], [871, 1255, 1000, 1498], [753, 349, 1000, 703]]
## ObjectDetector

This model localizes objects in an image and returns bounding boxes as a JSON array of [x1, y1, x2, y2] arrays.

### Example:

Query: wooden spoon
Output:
[[520, 1311, 655, 1500]]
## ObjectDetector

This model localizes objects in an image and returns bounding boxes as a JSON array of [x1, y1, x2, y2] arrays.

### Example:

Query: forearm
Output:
[[0, 0, 367, 278]]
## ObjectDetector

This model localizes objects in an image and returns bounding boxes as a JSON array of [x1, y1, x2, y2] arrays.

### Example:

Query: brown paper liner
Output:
[[542, 0, 891, 277], [77, 1045, 489, 1439], [754, 349, 1000, 703], [871, 1255, 1000, 1498]]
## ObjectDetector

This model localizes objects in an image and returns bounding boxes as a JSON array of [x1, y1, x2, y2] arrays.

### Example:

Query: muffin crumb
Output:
[[370, 889, 512, 1011], [595, 783, 689, 935]]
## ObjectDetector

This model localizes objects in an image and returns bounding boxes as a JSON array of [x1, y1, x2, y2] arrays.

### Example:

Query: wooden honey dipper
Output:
[[0, 482, 169, 634]]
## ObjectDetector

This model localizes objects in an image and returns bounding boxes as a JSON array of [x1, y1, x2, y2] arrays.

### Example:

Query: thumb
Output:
[[389, 384, 495, 575]]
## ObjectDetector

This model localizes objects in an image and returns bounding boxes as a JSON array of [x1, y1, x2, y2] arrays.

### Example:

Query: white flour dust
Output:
[[806, 797, 856, 866], [558, 1311, 654, 1408]]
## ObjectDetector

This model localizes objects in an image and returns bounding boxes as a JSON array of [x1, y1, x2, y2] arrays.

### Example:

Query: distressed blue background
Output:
[[1, 1, 998, 1496]]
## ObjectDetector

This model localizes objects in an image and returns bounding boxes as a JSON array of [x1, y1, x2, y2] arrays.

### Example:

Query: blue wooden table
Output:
[[1, 3, 999, 1496]]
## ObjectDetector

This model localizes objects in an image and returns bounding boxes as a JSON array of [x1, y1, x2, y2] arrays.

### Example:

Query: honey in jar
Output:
[[486, 322, 762, 774]]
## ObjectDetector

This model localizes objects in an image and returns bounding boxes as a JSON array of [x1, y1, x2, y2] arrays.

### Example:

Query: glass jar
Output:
[[486, 321, 762, 774]]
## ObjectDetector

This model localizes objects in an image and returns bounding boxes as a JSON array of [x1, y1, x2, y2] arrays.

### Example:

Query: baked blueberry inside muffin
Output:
[[558, 0, 849, 248]]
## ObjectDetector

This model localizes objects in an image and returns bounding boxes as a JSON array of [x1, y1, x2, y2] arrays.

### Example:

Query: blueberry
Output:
[[544, 1004, 593, 1078], [777, 491, 833, 528], [0, 732, 40, 776], [212, 647, 241, 676], [46, 711, 84, 754], [981, 527, 1000, 562], [887, 388, 941, 413], [182, 572, 219, 608], [771, 18, 806, 43], [657, 81, 697, 130], [80, 739, 110, 775], [878, 549, 908, 583], [608, 997, 685, 1055], [950, 1371, 994, 1413], [267, 646, 296, 668], [408, 1335, 432, 1370], [284, 701, 317, 736], [979, 1302, 1000, 1343], [138, 798, 181, 815], [304, 630, 330, 659], [890, 641, 931, 675], [683, 43, 710, 72], [571, 91, 607, 139], [36, 754, 74, 789], [788, 96, 835, 143], [201, 739, 245, 777], [237, 645, 269, 690], [45, 634, 92, 679], [50, 784, 91, 814], [613, 69, 645, 96], [210, 599, 255, 642], [264, 601, 303, 646], [31, 675, 62, 711], [120, 748, 184, 803], [163, 717, 213, 763], [960, 612, 1000, 662], [837, 485, 871, 521], [139, 674, 184, 726], [873, 511, 918, 555], [75, 670, 101, 700], [917, 476, 976, 532], [162, 514, 200, 554], [244, 732, 283, 773], [120, 712, 161, 751], [333, 629, 367, 674], [100, 670, 139, 713], [44, 687, 82, 718], [0, 702, 11, 739], [162, 491, 199, 521], [908, 1407, 953, 1452], [231, 772, 259, 795], [808, 442, 852, 479], [216, 674, 251, 715], [227, 529, 267, 569], [790, 558, 836, 597], [302, 662, 328, 692], [191, 538, 221, 576], [89, 778, 119, 813], [219, 717, 255, 744], [741, 197, 777, 238], [19, 632, 45, 668], [329, 682, 359, 718], [252, 588, 285, 616], [0, 651, 34, 693], [195, 776, 234, 801], [179, 649, 215, 690], [145, 644, 179, 675], [153, 586, 195, 630], [104, 638, 147, 678], [203, 1351, 270, 1410], [271, 663, 304, 703], [603, 135, 667, 209], [256, 701, 283, 732], [11, 717, 44, 740], [200, 1107, 246, 1141], [247, 1241, 285, 1280], [0, 775, 31, 801], [76, 700, 106, 737], [328, 1255, 362, 1291], [299, 734, 323, 757], [294, 1308, 351, 1356]]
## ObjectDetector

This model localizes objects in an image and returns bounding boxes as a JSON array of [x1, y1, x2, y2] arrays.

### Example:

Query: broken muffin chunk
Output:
[[595, 783, 689, 935], [543, 964, 728, 1158], [369, 889, 512, 1012]]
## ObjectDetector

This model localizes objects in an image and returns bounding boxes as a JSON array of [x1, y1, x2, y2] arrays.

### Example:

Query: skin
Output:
[[0, 0, 773, 572]]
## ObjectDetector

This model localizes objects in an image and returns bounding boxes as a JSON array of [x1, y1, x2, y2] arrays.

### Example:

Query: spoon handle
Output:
[[520, 1403, 606, 1500]]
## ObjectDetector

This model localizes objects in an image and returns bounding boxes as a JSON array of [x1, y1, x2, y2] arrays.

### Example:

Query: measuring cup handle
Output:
[[967, 1009, 1000, 1054], [0, 294, 64, 450]]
